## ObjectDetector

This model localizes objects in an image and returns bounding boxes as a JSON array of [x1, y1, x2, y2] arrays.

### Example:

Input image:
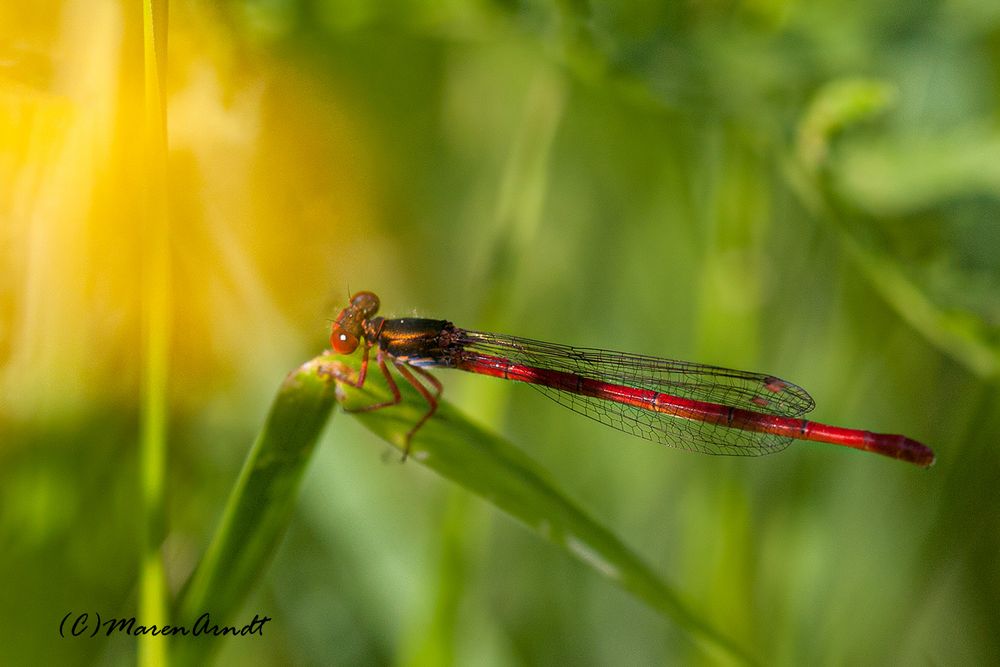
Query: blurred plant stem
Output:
[[139, 1, 170, 666]]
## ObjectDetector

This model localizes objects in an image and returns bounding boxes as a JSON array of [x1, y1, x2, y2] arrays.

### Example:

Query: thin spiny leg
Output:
[[411, 365, 443, 400], [354, 341, 372, 387], [328, 341, 373, 389], [394, 362, 440, 460], [343, 349, 403, 413], [332, 347, 443, 461]]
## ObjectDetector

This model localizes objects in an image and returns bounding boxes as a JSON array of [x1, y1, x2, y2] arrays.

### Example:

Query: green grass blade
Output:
[[171, 358, 340, 666], [138, 1, 170, 666], [324, 353, 756, 664]]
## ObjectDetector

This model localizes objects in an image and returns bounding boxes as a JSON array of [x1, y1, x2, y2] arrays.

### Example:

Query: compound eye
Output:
[[330, 327, 359, 354]]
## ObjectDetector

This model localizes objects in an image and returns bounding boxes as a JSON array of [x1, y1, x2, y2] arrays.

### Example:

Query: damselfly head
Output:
[[330, 291, 381, 354]]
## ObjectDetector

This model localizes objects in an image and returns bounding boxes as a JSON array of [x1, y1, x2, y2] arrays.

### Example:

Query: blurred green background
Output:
[[2, 0, 999, 664]]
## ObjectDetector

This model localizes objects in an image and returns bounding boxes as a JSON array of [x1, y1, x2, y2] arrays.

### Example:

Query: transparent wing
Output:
[[453, 330, 816, 457]]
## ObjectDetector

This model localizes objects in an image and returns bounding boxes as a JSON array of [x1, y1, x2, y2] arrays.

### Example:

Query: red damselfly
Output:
[[328, 291, 935, 467]]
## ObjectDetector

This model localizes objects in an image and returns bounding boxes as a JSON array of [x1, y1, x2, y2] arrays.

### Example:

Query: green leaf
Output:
[[324, 352, 756, 664]]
